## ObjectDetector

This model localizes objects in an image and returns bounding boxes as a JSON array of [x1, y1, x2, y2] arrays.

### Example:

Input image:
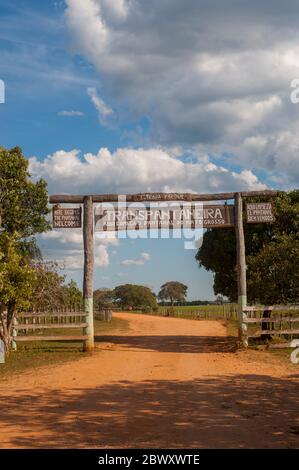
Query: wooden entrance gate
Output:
[[49, 190, 278, 351]]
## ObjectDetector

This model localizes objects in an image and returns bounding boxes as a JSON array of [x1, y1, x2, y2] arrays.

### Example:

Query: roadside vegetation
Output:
[[196, 190, 299, 304], [0, 317, 129, 379]]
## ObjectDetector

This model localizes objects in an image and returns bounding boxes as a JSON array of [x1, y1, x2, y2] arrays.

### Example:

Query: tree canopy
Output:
[[195, 190, 299, 304], [0, 146, 50, 239], [113, 284, 158, 311], [93, 288, 114, 310], [158, 281, 188, 305], [0, 234, 36, 351], [0, 146, 50, 351], [30, 262, 82, 310]]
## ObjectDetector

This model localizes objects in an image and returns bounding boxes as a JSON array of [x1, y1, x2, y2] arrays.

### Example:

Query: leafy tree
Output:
[[0, 146, 50, 351], [247, 235, 299, 304], [195, 228, 237, 300], [0, 234, 36, 353], [0, 146, 50, 240], [93, 288, 114, 310], [29, 260, 83, 310], [63, 279, 83, 308], [113, 284, 157, 311], [195, 190, 299, 304], [158, 281, 188, 306]]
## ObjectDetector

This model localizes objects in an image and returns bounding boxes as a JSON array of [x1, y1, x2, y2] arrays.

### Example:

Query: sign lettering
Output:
[[53, 207, 82, 228], [94, 204, 235, 232], [246, 203, 274, 223]]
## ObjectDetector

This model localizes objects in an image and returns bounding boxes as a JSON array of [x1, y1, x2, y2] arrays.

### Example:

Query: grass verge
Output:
[[0, 317, 129, 379]]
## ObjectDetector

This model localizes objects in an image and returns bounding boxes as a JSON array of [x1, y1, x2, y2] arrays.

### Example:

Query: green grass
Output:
[[0, 317, 129, 379]]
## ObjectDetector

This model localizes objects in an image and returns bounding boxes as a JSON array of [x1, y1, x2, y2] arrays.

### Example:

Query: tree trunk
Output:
[[0, 303, 16, 354]]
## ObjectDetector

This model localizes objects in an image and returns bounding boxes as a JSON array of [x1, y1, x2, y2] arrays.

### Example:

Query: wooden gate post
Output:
[[83, 195, 94, 351], [234, 192, 248, 346]]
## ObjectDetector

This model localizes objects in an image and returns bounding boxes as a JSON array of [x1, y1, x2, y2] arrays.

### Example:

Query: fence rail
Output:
[[241, 305, 299, 347], [14, 306, 88, 346]]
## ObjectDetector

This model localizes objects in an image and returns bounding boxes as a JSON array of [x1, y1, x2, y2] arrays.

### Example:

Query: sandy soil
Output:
[[0, 312, 298, 448]]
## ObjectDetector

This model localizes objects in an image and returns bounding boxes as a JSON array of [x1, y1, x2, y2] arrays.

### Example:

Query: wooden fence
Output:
[[14, 306, 88, 344], [158, 304, 238, 320], [95, 309, 112, 322], [241, 305, 299, 348]]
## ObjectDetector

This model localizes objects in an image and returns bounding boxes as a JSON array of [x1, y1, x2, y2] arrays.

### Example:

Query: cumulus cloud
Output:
[[29, 146, 266, 195], [39, 229, 119, 270], [121, 252, 150, 266], [64, 0, 299, 185]]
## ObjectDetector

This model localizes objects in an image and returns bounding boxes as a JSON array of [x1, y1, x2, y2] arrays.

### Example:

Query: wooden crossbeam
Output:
[[244, 317, 299, 323], [49, 190, 278, 204], [15, 335, 88, 342], [15, 323, 87, 330], [243, 305, 299, 312], [17, 313, 87, 318]]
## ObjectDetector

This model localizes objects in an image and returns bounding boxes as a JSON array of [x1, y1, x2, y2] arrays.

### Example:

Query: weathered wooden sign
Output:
[[94, 204, 234, 231], [246, 202, 274, 223], [52, 206, 82, 228]]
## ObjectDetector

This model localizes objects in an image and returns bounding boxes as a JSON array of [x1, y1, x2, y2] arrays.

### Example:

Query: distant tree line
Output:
[[94, 281, 189, 312]]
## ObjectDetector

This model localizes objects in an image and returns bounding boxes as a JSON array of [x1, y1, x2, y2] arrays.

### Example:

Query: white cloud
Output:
[[121, 251, 150, 265], [64, 0, 299, 185], [39, 228, 119, 270], [87, 87, 113, 126], [29, 146, 266, 196], [58, 110, 84, 116]]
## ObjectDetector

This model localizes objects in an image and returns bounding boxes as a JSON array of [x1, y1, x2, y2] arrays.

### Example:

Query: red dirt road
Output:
[[0, 312, 298, 448]]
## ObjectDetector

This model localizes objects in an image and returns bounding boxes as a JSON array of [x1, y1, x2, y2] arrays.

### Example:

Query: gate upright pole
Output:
[[83, 195, 94, 351], [234, 192, 247, 346]]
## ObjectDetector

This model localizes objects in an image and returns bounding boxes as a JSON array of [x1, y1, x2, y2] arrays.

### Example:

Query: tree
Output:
[[0, 146, 50, 351], [113, 284, 157, 311], [247, 235, 299, 304], [30, 261, 66, 310], [0, 234, 36, 353], [29, 262, 82, 310], [0, 146, 50, 240], [158, 281, 188, 306], [64, 279, 83, 308], [93, 288, 114, 310], [195, 190, 299, 304]]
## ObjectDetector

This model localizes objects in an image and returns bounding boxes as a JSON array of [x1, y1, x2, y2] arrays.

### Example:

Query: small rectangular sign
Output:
[[246, 202, 274, 223], [53, 207, 82, 228], [0, 339, 5, 364], [94, 204, 235, 231]]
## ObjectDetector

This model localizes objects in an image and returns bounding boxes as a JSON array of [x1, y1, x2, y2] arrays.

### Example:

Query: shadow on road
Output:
[[94, 334, 237, 353], [0, 374, 298, 448]]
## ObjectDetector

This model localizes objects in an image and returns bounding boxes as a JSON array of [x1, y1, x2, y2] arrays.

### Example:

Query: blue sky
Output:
[[1, 0, 299, 299]]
